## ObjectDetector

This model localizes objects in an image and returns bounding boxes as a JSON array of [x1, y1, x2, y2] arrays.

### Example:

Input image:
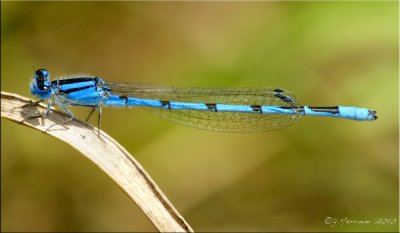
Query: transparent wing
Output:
[[106, 82, 303, 132], [106, 82, 298, 102]]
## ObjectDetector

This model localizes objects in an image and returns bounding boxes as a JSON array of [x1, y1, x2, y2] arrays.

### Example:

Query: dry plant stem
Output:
[[1, 91, 193, 233]]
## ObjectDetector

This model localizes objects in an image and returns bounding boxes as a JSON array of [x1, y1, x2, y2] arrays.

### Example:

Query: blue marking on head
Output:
[[31, 68, 53, 100]]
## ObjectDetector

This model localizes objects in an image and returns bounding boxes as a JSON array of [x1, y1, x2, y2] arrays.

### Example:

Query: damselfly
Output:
[[29, 69, 377, 133]]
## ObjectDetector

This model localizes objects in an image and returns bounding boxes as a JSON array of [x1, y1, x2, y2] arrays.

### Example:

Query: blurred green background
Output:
[[1, 1, 398, 232]]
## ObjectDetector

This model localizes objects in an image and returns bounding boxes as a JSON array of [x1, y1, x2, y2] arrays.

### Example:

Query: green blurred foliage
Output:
[[1, 1, 398, 232]]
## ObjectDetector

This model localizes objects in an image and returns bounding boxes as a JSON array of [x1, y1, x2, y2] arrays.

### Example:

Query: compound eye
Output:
[[34, 69, 49, 81]]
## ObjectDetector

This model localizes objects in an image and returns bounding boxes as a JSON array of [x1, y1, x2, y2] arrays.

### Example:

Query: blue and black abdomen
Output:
[[102, 82, 376, 132], [104, 83, 303, 132]]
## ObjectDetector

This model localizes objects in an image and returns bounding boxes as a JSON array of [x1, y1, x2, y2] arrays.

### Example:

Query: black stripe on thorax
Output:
[[59, 85, 93, 94], [57, 77, 96, 85]]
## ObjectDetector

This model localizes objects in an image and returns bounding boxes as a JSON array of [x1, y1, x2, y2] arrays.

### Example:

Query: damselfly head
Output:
[[31, 68, 52, 99]]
